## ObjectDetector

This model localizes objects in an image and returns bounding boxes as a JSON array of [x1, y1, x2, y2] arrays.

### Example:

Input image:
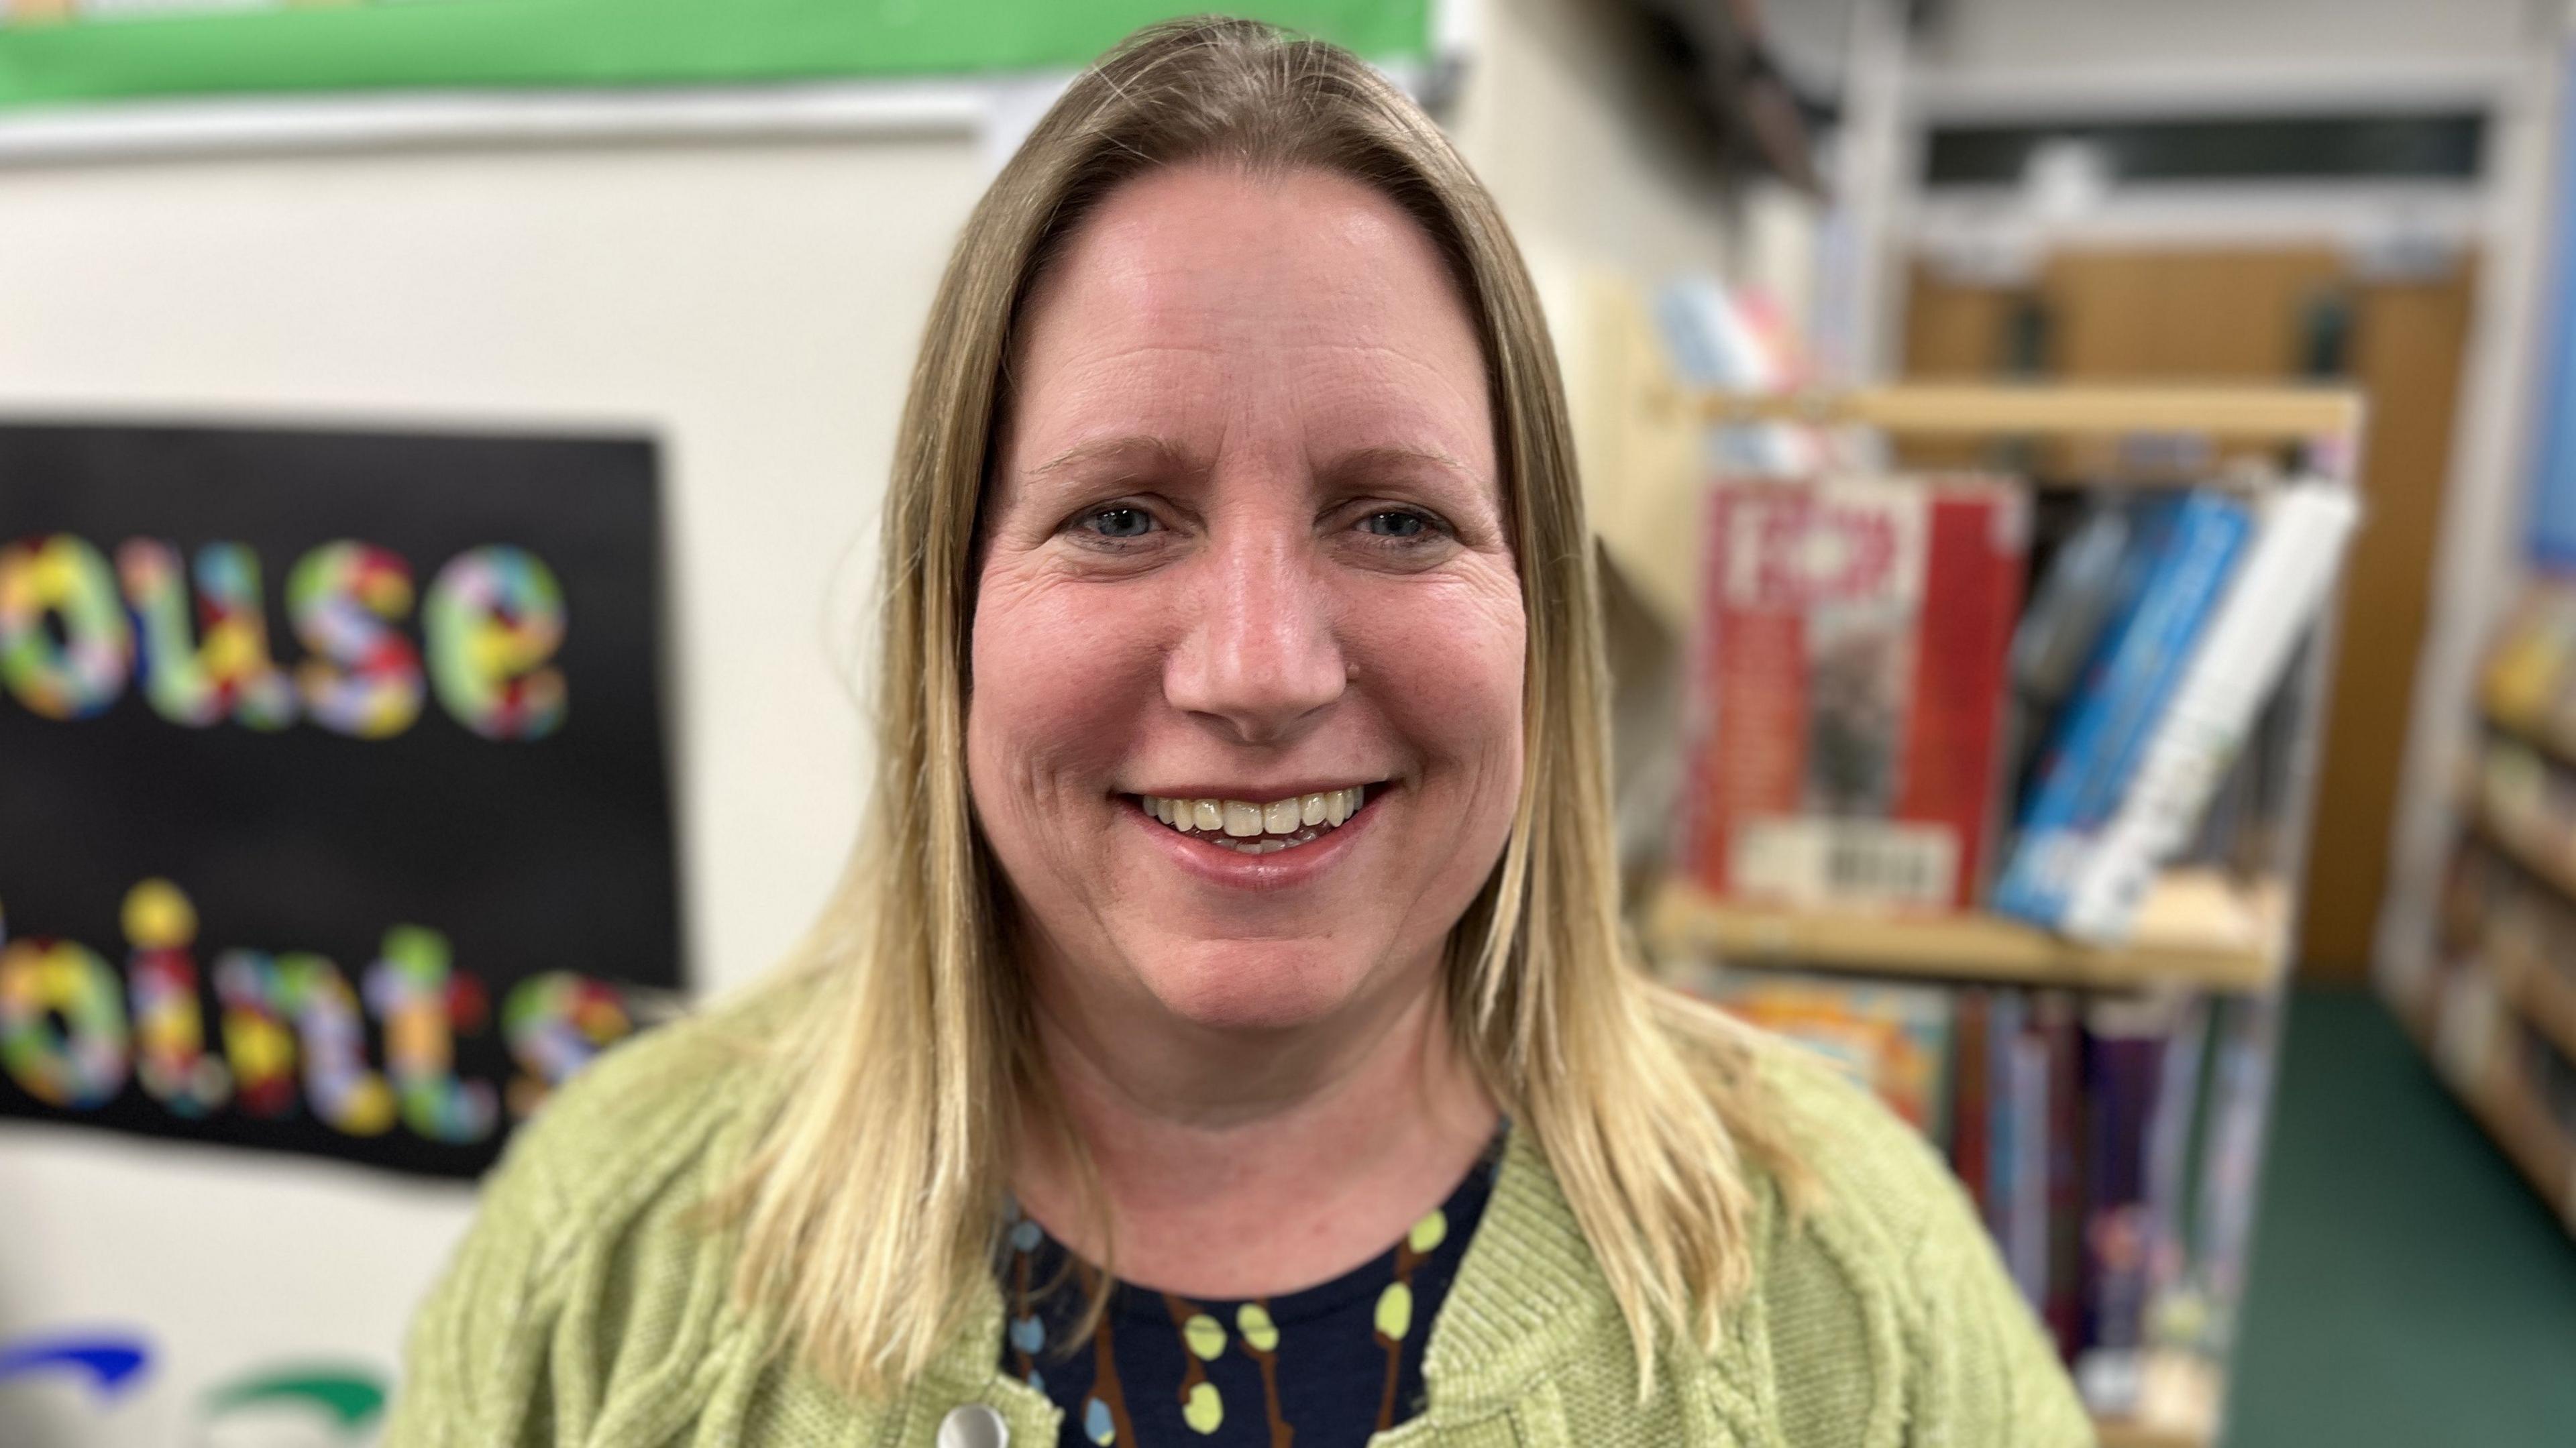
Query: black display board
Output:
[[0, 423, 681, 1177]]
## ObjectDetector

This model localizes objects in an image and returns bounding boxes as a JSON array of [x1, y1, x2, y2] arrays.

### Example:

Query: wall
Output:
[[1446, 0, 1738, 290], [0, 124, 991, 1443], [1913, 0, 2536, 93]]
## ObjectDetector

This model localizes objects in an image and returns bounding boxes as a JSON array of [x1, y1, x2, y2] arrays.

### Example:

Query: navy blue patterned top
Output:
[[997, 1125, 1506, 1447]]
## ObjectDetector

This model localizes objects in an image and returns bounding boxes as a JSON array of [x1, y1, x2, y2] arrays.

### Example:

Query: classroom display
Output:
[[0, 423, 681, 1178]]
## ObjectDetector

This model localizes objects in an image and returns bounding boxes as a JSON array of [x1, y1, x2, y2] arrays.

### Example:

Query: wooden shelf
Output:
[[2094, 1418, 2209, 1448], [2466, 801, 2576, 912], [2490, 938, 2576, 1071], [2481, 706, 2576, 775], [1686, 382, 2363, 442], [2091, 1351, 2224, 1448], [2478, 1069, 2576, 1229], [1645, 873, 2288, 993]]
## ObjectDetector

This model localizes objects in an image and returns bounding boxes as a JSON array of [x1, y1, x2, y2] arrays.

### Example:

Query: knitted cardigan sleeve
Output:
[[386, 1011, 768, 1448], [1753, 1037, 2094, 1448], [387, 1106, 579, 1448]]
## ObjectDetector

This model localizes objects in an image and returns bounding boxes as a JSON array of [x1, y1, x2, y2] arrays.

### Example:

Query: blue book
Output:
[[1985, 989, 2027, 1243], [1993, 492, 2254, 927]]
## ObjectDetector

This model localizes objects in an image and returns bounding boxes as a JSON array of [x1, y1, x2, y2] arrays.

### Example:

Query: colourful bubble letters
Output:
[[3, 882, 641, 1148], [213, 950, 300, 1119], [425, 545, 570, 741], [116, 539, 297, 731], [123, 879, 231, 1117], [218, 951, 402, 1137], [1, 531, 574, 741], [502, 972, 632, 1119], [362, 926, 497, 1144], [286, 541, 425, 739], [0, 920, 131, 1109], [0, 534, 132, 720]]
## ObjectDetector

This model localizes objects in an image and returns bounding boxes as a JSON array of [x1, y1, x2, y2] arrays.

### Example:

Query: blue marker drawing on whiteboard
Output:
[[0, 1331, 152, 1398]]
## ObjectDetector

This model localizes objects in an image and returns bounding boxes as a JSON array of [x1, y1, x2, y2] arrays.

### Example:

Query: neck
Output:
[[1011, 942, 1500, 1298]]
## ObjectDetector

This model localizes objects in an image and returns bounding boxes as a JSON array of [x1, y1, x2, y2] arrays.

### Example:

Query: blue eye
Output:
[[1360, 510, 1430, 539], [1084, 506, 1155, 539]]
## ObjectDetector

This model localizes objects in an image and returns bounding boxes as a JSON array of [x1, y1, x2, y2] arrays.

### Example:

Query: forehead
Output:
[[1002, 162, 1495, 473]]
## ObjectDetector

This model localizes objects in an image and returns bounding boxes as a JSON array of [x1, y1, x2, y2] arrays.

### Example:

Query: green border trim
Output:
[[0, 2, 1432, 112]]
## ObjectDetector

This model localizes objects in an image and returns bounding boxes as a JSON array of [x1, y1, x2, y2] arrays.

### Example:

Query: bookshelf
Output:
[[2481, 704, 2576, 774], [1611, 371, 2365, 1448], [2405, 684, 2576, 1239], [1683, 382, 2363, 442]]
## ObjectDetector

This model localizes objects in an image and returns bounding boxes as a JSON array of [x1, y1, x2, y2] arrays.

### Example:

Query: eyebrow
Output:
[[1019, 436, 1485, 492], [1322, 443, 1483, 486], [1024, 435, 1208, 486]]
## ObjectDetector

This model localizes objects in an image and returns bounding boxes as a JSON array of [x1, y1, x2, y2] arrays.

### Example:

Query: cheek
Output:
[[965, 566, 1165, 821], [1350, 569, 1526, 793]]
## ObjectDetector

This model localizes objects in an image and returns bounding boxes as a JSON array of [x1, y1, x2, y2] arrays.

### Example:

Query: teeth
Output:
[[1137, 786, 1373, 852]]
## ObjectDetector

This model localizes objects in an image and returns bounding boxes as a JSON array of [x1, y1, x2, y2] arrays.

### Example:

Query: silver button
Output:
[[936, 1403, 1010, 1448]]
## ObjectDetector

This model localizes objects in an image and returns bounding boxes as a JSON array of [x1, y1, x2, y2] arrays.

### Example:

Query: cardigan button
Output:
[[937, 1403, 1010, 1448]]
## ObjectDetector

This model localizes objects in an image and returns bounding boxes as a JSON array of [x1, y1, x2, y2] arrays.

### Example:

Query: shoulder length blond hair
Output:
[[731, 13, 1790, 1402]]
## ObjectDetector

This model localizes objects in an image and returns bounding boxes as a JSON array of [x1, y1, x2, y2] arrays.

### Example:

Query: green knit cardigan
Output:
[[388, 1000, 2092, 1447]]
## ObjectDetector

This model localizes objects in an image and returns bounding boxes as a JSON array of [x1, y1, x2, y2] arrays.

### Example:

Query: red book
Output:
[[1951, 989, 1993, 1221], [1684, 477, 2028, 910]]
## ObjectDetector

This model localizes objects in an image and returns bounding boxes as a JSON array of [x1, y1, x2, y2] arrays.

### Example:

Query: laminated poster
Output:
[[0, 423, 682, 1177]]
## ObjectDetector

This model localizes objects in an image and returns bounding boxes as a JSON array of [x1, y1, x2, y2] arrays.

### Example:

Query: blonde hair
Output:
[[729, 14, 1792, 1402]]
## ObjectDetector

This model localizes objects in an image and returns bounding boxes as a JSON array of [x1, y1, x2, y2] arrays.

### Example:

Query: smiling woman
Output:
[[389, 17, 2088, 1448]]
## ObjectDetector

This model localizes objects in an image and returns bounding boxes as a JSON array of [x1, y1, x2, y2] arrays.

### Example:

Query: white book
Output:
[[2059, 480, 2360, 942]]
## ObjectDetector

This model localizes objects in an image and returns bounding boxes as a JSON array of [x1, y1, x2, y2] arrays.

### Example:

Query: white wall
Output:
[[1448, 0, 1741, 290]]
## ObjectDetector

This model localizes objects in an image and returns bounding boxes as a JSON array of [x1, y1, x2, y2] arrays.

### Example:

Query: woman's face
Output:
[[968, 162, 1525, 1035]]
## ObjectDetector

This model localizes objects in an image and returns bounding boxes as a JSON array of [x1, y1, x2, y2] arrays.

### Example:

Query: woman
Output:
[[392, 17, 2087, 1448]]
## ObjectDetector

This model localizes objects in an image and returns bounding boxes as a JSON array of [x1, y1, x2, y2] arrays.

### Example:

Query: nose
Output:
[[1163, 523, 1346, 744]]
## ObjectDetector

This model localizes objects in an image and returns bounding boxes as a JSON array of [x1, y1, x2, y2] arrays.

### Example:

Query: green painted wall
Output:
[[0, 1, 1432, 111]]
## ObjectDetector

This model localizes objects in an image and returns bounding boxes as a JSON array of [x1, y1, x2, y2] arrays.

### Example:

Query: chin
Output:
[[1133, 938, 1373, 1032]]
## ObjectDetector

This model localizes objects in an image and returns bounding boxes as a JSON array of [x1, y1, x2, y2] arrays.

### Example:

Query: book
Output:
[[2059, 480, 2360, 942], [1949, 989, 1993, 1218], [2002, 498, 2143, 793], [1695, 973, 1955, 1137], [2191, 994, 2280, 1353], [1994, 491, 2255, 929], [1685, 477, 2029, 912], [2141, 996, 2213, 1351], [2039, 992, 2087, 1357], [2074, 996, 2178, 1413], [2004, 1008, 2052, 1308], [1978, 984, 2019, 1247]]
